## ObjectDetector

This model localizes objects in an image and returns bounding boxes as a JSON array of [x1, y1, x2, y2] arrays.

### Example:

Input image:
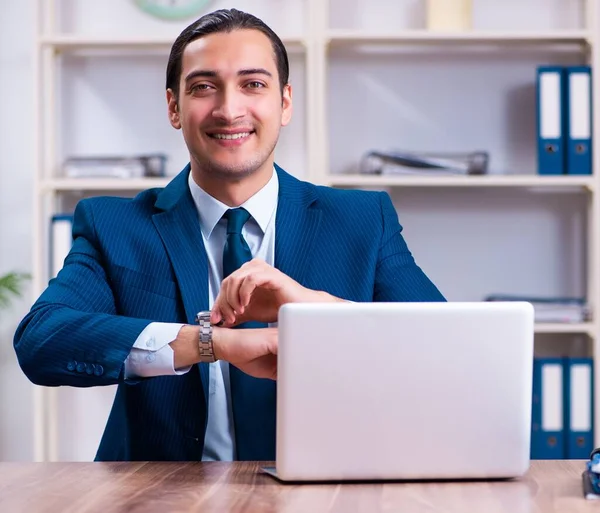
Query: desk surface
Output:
[[0, 460, 596, 513]]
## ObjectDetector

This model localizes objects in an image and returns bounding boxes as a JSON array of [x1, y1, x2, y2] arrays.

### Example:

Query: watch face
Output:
[[133, 0, 214, 20]]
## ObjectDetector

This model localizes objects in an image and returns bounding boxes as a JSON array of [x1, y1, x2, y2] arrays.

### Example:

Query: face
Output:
[[167, 29, 292, 181]]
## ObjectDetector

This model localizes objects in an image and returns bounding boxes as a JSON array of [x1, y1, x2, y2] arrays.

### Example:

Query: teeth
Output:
[[212, 132, 251, 140]]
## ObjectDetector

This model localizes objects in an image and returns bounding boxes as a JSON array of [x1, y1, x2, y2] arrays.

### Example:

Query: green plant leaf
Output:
[[0, 272, 31, 309]]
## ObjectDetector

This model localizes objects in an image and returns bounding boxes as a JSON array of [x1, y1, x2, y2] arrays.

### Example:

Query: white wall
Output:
[[0, 0, 35, 461]]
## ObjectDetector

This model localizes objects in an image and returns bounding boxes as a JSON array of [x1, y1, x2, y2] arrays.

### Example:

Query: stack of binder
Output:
[[359, 150, 489, 176], [485, 294, 589, 324], [537, 65, 593, 175], [63, 154, 167, 179], [531, 357, 594, 459]]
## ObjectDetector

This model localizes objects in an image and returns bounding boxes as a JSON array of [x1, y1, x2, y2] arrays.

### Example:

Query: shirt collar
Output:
[[188, 167, 279, 239]]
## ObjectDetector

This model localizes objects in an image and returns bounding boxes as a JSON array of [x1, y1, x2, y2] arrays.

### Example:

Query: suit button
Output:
[[76, 362, 86, 373], [67, 361, 76, 372], [86, 364, 95, 375], [94, 365, 104, 376]]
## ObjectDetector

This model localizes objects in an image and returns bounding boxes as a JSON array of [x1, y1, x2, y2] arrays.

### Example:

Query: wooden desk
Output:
[[0, 460, 596, 512]]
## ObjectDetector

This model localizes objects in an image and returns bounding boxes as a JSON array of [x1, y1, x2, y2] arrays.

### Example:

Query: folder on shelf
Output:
[[359, 150, 489, 175], [566, 358, 594, 459], [566, 66, 593, 175], [50, 214, 74, 279], [531, 358, 566, 459], [485, 294, 589, 324], [536, 66, 566, 175], [63, 153, 168, 178]]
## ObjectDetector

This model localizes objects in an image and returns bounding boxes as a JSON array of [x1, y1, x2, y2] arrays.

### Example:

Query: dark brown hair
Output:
[[166, 8, 290, 99]]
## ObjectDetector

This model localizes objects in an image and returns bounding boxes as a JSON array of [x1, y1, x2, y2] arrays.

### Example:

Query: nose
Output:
[[212, 86, 246, 123]]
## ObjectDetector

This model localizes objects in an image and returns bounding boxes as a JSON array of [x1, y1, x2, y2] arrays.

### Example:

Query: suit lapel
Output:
[[152, 166, 210, 404], [274, 165, 322, 284], [153, 165, 321, 316]]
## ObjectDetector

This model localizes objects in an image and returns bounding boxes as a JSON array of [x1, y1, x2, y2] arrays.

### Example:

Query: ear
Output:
[[281, 83, 293, 127], [166, 89, 181, 129]]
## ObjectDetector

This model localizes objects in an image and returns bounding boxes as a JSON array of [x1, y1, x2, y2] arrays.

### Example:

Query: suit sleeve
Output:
[[13, 200, 153, 387], [373, 192, 446, 302]]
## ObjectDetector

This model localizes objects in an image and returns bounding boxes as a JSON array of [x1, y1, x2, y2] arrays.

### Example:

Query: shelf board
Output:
[[43, 175, 595, 192], [326, 29, 591, 46], [39, 34, 306, 52], [534, 323, 594, 335], [327, 174, 594, 189], [41, 178, 171, 191]]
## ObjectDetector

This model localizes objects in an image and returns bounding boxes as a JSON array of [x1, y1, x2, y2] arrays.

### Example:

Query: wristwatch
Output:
[[195, 311, 217, 363]]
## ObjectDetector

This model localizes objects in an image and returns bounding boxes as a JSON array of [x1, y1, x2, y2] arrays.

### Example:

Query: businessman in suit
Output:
[[14, 8, 445, 462]]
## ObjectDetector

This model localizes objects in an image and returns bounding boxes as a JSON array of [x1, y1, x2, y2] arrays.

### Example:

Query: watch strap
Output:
[[196, 311, 216, 363]]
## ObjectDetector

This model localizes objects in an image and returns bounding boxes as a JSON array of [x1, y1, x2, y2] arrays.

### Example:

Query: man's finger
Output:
[[216, 293, 237, 326], [210, 308, 223, 325], [240, 270, 283, 306], [239, 274, 260, 307], [226, 275, 246, 313]]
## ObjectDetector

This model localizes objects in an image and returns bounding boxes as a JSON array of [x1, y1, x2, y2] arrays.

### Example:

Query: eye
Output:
[[190, 83, 213, 93], [245, 81, 265, 89]]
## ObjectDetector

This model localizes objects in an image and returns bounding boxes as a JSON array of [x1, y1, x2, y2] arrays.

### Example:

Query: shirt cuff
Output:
[[124, 322, 191, 379]]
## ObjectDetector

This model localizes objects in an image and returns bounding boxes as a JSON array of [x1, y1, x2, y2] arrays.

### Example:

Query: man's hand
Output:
[[211, 259, 334, 327], [213, 326, 278, 380], [171, 325, 278, 379]]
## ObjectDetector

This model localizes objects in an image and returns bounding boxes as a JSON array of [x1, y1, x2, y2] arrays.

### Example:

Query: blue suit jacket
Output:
[[14, 164, 445, 461]]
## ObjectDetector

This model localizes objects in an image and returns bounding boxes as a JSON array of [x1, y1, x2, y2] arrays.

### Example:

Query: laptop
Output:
[[263, 301, 534, 482]]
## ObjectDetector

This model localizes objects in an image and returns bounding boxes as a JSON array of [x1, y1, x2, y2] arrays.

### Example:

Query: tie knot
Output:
[[224, 207, 251, 235]]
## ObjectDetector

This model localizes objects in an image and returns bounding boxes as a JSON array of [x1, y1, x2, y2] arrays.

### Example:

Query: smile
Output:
[[209, 132, 253, 140]]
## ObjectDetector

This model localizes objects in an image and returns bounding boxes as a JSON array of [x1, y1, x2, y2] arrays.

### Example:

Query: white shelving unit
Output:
[[325, 29, 592, 45], [328, 174, 596, 189], [534, 323, 595, 335], [33, 0, 599, 461], [39, 34, 308, 51]]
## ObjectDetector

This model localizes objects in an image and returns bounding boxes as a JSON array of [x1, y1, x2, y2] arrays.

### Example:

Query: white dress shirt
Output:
[[123, 168, 279, 461]]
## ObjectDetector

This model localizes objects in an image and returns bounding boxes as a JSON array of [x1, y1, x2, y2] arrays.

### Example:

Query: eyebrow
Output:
[[185, 68, 273, 83]]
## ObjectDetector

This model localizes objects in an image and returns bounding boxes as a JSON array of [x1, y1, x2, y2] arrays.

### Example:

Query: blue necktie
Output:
[[223, 208, 253, 279], [222, 208, 276, 461]]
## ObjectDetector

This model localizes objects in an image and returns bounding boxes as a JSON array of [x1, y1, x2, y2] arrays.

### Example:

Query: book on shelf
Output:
[[359, 150, 489, 176], [63, 153, 168, 179], [426, 0, 472, 32], [485, 294, 590, 324]]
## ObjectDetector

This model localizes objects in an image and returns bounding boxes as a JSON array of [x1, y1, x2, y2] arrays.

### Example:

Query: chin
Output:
[[203, 159, 263, 180]]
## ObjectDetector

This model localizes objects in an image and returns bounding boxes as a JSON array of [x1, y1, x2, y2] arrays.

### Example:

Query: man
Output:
[[14, 8, 445, 462]]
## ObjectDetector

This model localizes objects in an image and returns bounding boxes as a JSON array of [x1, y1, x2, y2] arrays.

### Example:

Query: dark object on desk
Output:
[[582, 470, 600, 500], [582, 450, 600, 499], [359, 150, 489, 175]]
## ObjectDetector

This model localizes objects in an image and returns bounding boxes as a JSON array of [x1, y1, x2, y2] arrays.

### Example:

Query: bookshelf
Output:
[[326, 29, 591, 46], [327, 174, 595, 189], [41, 178, 172, 192], [33, 0, 599, 461], [534, 323, 594, 335], [39, 34, 307, 51], [42, 174, 596, 191]]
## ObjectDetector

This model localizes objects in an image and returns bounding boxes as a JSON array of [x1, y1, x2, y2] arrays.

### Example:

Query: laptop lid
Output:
[[272, 301, 534, 482]]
